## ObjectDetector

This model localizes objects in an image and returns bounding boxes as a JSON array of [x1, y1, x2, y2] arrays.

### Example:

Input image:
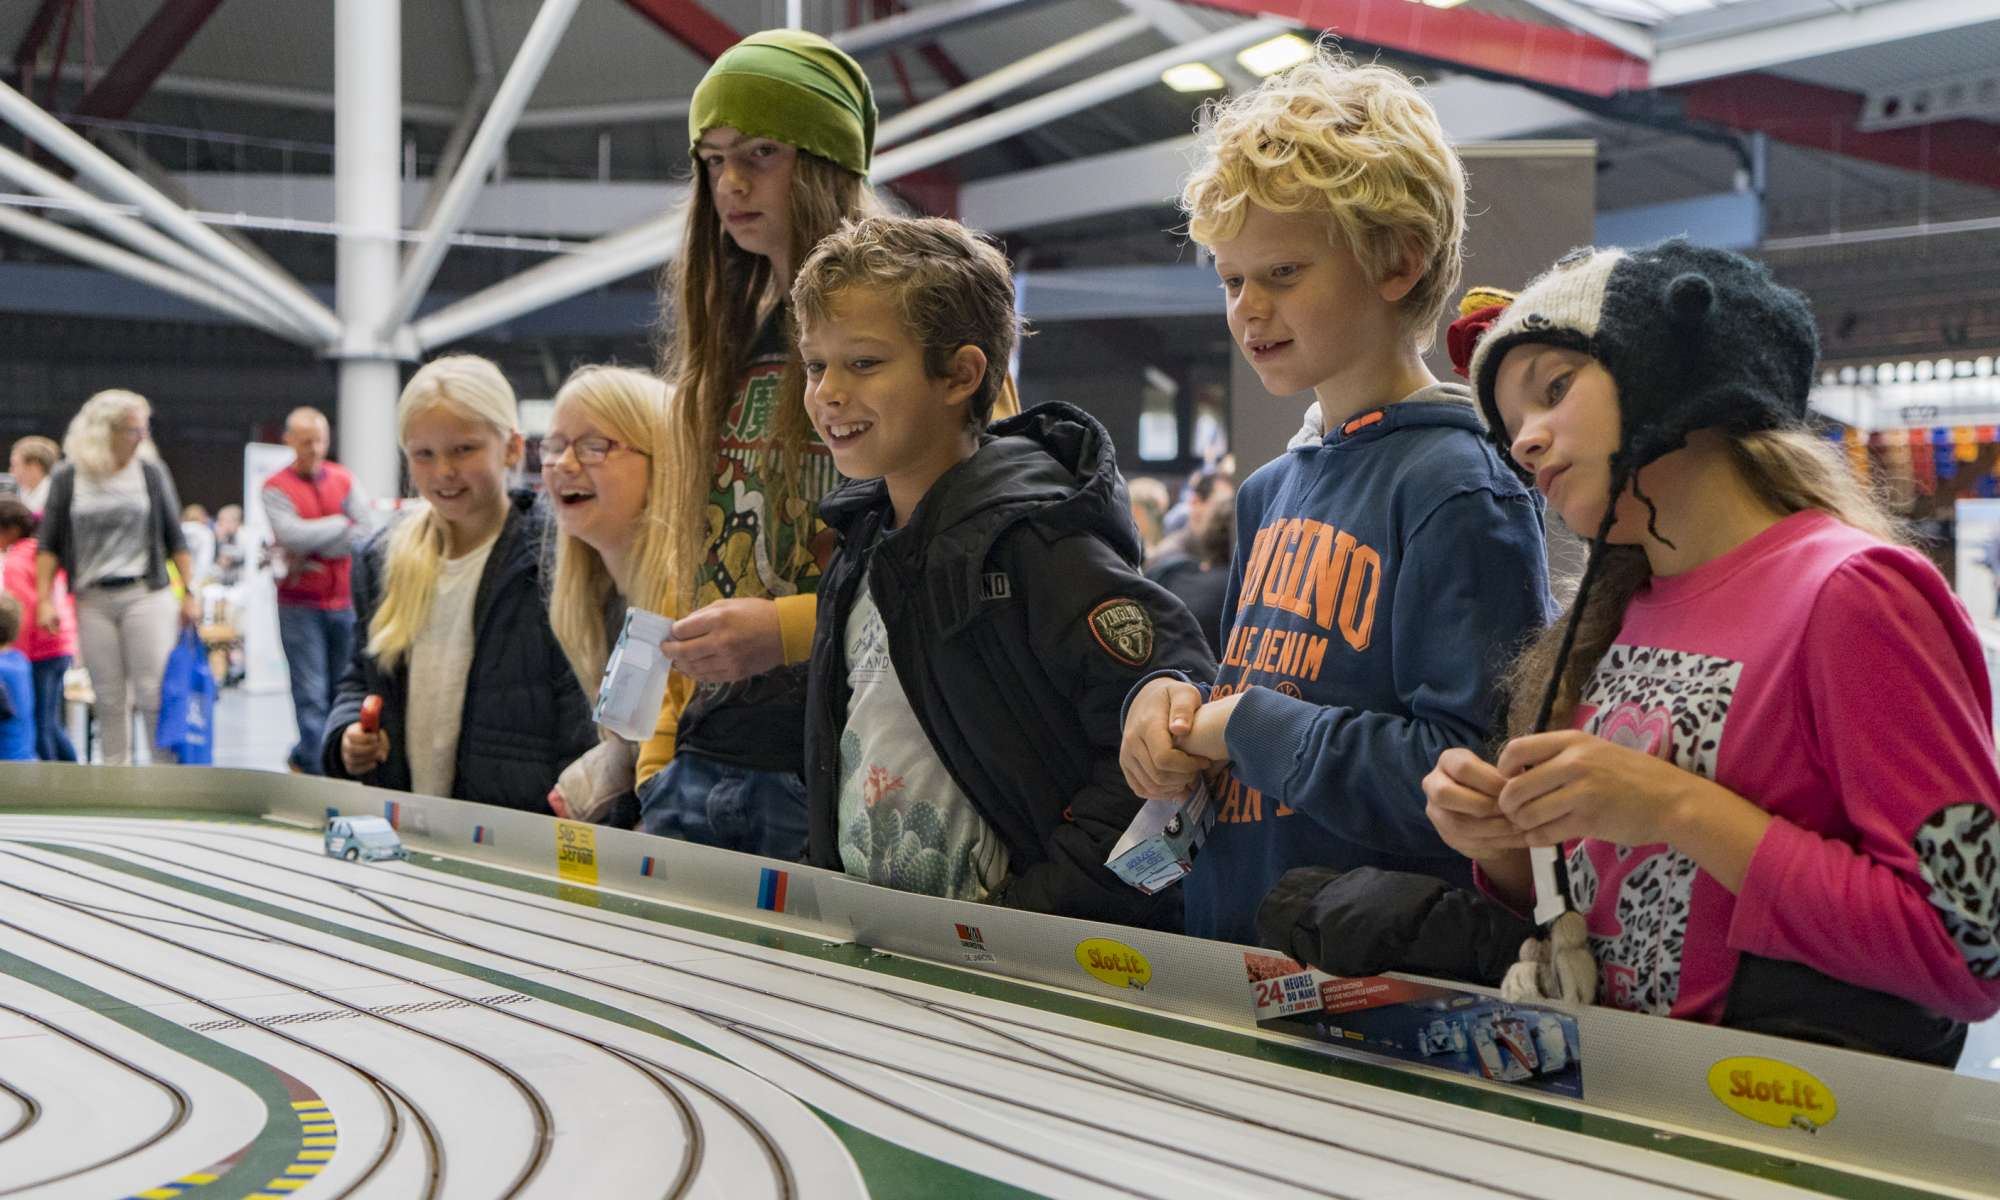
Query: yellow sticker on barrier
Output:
[[1708, 1056, 1837, 1132], [555, 821, 598, 886], [1076, 938, 1152, 989]]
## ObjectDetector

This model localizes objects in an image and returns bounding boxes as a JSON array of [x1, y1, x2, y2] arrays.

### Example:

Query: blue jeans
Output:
[[637, 753, 809, 861], [30, 656, 75, 762], [279, 605, 355, 775]]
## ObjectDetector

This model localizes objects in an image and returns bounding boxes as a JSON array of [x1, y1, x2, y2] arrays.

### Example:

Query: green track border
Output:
[[0, 947, 303, 1200]]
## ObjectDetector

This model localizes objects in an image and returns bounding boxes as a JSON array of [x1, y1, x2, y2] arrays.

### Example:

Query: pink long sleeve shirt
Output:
[[1557, 510, 2000, 1025]]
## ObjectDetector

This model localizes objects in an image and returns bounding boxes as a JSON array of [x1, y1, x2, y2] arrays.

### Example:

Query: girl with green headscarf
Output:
[[635, 31, 882, 858]]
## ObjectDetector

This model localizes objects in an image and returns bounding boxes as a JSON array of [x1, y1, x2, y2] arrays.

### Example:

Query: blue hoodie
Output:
[[1184, 384, 1553, 944]]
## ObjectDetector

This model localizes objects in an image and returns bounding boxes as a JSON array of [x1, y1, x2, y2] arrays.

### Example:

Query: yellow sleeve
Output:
[[634, 669, 697, 786], [774, 592, 818, 666]]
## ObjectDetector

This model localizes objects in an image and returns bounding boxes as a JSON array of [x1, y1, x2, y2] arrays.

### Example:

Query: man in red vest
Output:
[[263, 407, 374, 774]]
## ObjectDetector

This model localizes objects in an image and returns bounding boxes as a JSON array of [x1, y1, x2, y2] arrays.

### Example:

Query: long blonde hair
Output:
[[655, 149, 882, 609], [545, 366, 677, 697], [1504, 428, 1905, 739], [366, 355, 519, 668], [64, 389, 159, 478]]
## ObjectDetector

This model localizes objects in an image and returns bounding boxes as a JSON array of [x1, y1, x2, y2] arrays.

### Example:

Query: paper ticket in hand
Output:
[[592, 608, 677, 741], [1106, 778, 1216, 894]]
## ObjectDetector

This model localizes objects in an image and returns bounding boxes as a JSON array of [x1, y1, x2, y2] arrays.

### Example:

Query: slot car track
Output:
[[0, 815, 1885, 1199]]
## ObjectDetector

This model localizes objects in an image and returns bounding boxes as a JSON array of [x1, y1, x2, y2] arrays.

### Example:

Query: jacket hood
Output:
[[1287, 383, 1484, 453], [820, 402, 1142, 633]]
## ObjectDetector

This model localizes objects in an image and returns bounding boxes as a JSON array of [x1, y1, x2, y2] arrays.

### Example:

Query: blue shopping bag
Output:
[[157, 626, 216, 764]]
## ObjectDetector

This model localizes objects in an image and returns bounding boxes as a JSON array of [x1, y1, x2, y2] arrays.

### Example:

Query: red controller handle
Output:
[[359, 695, 384, 734]]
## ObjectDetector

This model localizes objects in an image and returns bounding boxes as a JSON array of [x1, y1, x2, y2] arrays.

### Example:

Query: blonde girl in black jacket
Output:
[[322, 355, 592, 809]]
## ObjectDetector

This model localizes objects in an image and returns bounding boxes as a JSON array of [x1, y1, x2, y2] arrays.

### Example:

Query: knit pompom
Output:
[[1459, 285, 1516, 317]]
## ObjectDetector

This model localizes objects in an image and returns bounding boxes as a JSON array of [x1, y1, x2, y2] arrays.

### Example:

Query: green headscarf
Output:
[[688, 30, 876, 176]]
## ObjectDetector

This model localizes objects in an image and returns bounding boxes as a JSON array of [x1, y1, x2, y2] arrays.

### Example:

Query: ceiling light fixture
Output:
[[1236, 34, 1315, 77], [1161, 62, 1227, 92]]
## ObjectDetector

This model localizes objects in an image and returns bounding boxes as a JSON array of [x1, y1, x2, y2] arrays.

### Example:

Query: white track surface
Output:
[[0, 815, 1844, 1200]]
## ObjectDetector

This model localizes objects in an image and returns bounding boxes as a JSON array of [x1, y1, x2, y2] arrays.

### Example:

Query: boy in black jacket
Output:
[[795, 216, 1216, 930]]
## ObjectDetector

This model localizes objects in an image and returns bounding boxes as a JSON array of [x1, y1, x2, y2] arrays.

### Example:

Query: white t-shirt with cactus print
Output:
[[837, 579, 1009, 900]]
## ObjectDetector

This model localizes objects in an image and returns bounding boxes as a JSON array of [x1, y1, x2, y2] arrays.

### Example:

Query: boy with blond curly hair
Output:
[[1119, 53, 1554, 944]]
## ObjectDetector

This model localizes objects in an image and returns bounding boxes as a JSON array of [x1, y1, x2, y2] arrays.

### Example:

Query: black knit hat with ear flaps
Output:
[[1467, 238, 1820, 490], [1464, 241, 1824, 922]]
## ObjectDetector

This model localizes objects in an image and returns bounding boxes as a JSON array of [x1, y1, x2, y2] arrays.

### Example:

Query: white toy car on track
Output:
[[324, 815, 407, 863]]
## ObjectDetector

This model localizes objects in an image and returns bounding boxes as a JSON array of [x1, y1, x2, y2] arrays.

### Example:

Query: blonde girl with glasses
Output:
[[323, 355, 594, 809], [541, 365, 679, 825]]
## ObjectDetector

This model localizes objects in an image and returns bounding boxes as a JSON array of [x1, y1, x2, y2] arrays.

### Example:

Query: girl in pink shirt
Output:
[[1425, 241, 2000, 1064]]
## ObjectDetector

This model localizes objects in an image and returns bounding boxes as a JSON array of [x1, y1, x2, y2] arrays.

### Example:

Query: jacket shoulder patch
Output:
[[1089, 599, 1153, 667]]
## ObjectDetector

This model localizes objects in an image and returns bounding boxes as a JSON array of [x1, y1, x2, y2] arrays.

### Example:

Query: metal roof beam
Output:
[[406, 210, 681, 350], [618, 0, 742, 62], [75, 0, 229, 122], [0, 77, 341, 343], [388, 0, 584, 336], [0, 202, 311, 342], [1510, 0, 1653, 61], [872, 19, 1283, 182], [876, 14, 1150, 148], [0, 145, 315, 338], [11, 0, 68, 89], [831, 0, 1068, 58], [1651, 0, 2000, 88], [1178, 0, 1649, 96], [1115, 0, 1258, 94]]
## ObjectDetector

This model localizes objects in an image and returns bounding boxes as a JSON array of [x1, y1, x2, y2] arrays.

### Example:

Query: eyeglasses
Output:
[[540, 435, 645, 466]]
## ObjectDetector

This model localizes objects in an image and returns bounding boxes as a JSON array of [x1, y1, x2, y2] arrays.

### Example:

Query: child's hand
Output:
[[1494, 731, 1698, 849], [1177, 691, 1241, 764], [547, 784, 570, 820], [1423, 748, 1527, 861], [340, 722, 391, 776], [1120, 677, 1212, 800], [661, 598, 784, 682]]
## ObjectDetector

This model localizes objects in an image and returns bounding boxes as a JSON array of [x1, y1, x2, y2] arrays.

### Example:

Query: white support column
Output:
[[336, 0, 406, 501]]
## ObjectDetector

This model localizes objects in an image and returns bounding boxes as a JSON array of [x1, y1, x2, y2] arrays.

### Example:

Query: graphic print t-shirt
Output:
[[1551, 511, 2000, 1024], [676, 304, 842, 770], [836, 577, 1009, 900]]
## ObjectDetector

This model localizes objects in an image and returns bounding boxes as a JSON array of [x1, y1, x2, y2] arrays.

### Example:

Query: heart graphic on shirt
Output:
[[1599, 703, 1672, 759]]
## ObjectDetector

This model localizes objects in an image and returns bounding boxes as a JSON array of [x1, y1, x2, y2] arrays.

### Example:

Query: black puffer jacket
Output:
[[804, 403, 1218, 929], [322, 489, 593, 811]]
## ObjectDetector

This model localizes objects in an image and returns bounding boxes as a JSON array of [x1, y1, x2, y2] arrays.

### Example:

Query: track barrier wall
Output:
[[3, 762, 1996, 1198]]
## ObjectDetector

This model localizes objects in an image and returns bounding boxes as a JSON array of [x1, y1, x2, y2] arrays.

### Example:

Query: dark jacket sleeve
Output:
[[322, 530, 384, 780], [150, 460, 189, 560], [38, 465, 75, 578], [1001, 530, 1218, 923], [1223, 487, 1551, 857], [1256, 865, 1535, 987]]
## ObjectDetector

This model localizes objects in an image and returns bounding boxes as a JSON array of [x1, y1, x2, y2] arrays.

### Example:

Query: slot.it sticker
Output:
[[1076, 938, 1151, 989], [1708, 1057, 1837, 1133], [555, 821, 598, 886]]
